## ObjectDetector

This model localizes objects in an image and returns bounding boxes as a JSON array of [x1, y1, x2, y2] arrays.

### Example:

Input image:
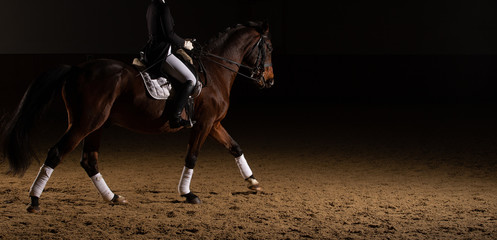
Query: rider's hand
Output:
[[184, 40, 194, 51], [177, 49, 193, 65]]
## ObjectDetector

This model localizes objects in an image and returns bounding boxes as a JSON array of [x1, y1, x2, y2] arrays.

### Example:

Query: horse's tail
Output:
[[0, 65, 78, 176]]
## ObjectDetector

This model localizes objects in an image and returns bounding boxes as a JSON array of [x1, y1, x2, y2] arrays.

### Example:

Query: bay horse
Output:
[[1, 21, 274, 213]]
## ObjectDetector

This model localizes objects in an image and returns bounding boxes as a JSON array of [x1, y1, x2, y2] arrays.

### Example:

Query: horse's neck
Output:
[[207, 31, 256, 88], [211, 44, 245, 65]]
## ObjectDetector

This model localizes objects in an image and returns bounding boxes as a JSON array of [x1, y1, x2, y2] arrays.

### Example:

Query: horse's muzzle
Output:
[[258, 77, 274, 89], [266, 78, 275, 88]]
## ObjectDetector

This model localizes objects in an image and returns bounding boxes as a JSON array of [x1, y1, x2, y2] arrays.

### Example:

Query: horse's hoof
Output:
[[26, 205, 40, 213], [246, 178, 263, 191], [110, 195, 128, 205], [248, 184, 263, 191], [182, 192, 202, 204]]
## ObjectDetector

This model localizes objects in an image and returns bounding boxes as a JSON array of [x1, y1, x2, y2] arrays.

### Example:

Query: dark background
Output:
[[1, 0, 497, 108], [2, 3, 497, 238]]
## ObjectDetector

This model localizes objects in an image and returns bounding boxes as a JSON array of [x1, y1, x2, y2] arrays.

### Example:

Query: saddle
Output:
[[132, 54, 202, 100], [132, 51, 202, 128]]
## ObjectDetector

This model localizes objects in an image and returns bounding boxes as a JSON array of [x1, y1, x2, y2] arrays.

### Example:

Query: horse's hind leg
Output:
[[27, 126, 89, 213], [80, 128, 127, 205], [27, 116, 115, 212], [209, 122, 262, 191]]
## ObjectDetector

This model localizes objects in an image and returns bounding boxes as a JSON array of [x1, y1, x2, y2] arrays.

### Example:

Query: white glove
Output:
[[184, 40, 194, 51], [177, 49, 193, 65]]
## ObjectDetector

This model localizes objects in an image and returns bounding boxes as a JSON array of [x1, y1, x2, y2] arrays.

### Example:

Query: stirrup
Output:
[[170, 118, 195, 129]]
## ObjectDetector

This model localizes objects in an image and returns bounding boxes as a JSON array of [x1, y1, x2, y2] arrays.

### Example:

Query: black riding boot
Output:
[[170, 80, 196, 129]]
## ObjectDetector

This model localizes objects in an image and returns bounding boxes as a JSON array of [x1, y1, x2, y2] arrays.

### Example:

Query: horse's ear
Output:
[[261, 21, 269, 34]]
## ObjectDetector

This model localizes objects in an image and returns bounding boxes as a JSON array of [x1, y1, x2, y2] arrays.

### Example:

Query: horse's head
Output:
[[243, 22, 275, 89]]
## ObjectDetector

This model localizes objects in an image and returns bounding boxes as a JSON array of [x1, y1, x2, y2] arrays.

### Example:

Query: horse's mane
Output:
[[205, 21, 266, 52]]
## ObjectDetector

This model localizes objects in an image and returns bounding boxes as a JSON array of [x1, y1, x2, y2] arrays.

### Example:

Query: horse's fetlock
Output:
[[44, 147, 61, 168], [185, 155, 197, 169], [30, 196, 40, 207], [230, 145, 243, 157]]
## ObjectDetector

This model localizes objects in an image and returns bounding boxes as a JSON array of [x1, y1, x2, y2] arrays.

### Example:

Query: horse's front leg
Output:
[[209, 122, 262, 191], [178, 121, 213, 204]]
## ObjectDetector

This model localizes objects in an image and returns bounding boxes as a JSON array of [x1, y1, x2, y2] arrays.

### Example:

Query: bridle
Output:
[[195, 34, 272, 88]]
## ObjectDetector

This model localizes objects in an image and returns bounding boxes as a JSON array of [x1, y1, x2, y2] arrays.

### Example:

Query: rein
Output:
[[205, 53, 261, 82], [193, 35, 270, 87]]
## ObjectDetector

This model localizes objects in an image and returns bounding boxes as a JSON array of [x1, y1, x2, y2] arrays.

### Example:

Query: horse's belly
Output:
[[109, 97, 172, 134]]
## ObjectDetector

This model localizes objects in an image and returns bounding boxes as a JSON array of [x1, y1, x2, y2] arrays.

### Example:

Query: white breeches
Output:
[[162, 47, 197, 84]]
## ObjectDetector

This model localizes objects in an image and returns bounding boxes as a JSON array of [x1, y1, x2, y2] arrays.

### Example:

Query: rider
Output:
[[144, 0, 197, 129]]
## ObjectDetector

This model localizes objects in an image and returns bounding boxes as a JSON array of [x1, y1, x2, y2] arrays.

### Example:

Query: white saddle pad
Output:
[[140, 72, 172, 100]]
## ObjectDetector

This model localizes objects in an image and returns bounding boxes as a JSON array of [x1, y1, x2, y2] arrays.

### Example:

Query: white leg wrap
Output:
[[178, 167, 194, 195], [235, 154, 253, 180], [29, 164, 54, 198], [90, 173, 115, 202]]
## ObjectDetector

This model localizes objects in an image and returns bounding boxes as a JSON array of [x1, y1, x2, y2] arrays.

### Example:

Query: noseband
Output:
[[247, 35, 273, 86]]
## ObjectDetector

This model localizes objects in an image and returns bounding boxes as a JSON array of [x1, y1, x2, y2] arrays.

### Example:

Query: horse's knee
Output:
[[80, 152, 99, 177], [230, 145, 243, 158], [185, 154, 197, 169], [44, 147, 61, 169]]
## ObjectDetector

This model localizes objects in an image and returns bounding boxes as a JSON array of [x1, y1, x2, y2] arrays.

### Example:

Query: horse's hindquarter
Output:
[[64, 60, 131, 126]]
